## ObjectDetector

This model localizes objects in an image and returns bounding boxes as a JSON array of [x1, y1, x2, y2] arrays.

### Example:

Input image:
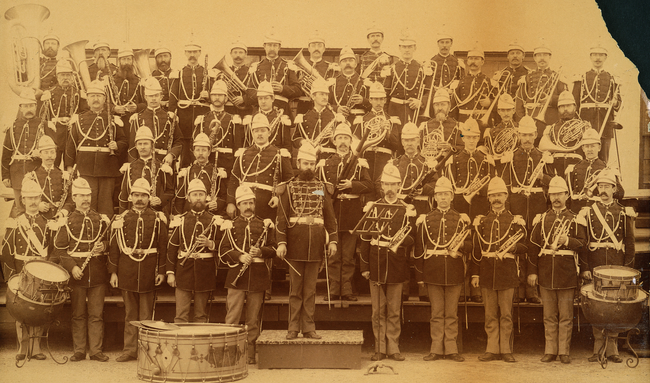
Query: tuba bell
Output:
[[133, 49, 153, 80], [214, 55, 248, 101], [291, 49, 324, 95], [5, 4, 50, 95], [63, 40, 93, 93]]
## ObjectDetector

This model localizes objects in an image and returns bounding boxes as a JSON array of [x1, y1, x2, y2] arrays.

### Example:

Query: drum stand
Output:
[[16, 321, 68, 368], [596, 328, 641, 369]]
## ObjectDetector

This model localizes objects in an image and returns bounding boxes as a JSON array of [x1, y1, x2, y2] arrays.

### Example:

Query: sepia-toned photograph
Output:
[[0, 0, 648, 382]]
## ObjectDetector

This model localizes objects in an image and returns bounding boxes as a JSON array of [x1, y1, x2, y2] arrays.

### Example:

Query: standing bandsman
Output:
[[528, 176, 587, 364], [359, 163, 416, 362], [483, 94, 519, 176], [219, 40, 252, 118], [166, 179, 222, 323], [1, 179, 50, 361], [111, 47, 142, 135], [420, 88, 464, 157], [54, 177, 111, 362], [414, 176, 471, 362], [109, 178, 168, 362], [516, 43, 566, 143], [359, 24, 394, 82], [151, 46, 175, 110], [219, 185, 276, 364], [318, 123, 374, 301], [293, 78, 340, 160], [119, 127, 174, 213], [330, 46, 371, 125], [573, 44, 622, 163], [87, 40, 117, 82], [276, 143, 338, 340], [493, 42, 530, 100], [453, 46, 494, 131], [428, 31, 464, 101], [243, 81, 292, 151], [169, 39, 210, 167], [381, 32, 431, 126], [40, 33, 60, 90], [471, 177, 528, 363], [295, 30, 338, 115], [65, 80, 128, 217], [578, 169, 635, 364], [247, 29, 302, 118], [128, 77, 182, 164], [28, 136, 73, 221]]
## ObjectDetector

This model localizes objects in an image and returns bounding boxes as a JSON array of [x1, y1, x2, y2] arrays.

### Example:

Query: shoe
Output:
[[471, 295, 483, 303], [608, 355, 623, 363], [116, 353, 137, 362], [418, 296, 430, 302], [513, 297, 522, 303], [540, 354, 556, 363], [302, 331, 322, 339], [478, 352, 498, 361], [502, 353, 516, 363], [423, 353, 444, 361], [447, 353, 465, 362], [70, 352, 86, 362], [247, 356, 257, 365], [370, 352, 385, 361], [323, 295, 340, 302], [527, 297, 542, 304], [559, 355, 571, 364], [16, 354, 26, 361], [31, 353, 46, 361], [389, 353, 405, 361], [341, 295, 358, 301], [587, 354, 600, 362], [286, 331, 298, 340], [90, 352, 109, 362]]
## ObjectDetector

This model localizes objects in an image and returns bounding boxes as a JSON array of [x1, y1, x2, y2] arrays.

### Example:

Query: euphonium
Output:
[[291, 49, 325, 95], [63, 40, 93, 92], [5, 4, 50, 95], [214, 55, 248, 103], [133, 49, 153, 80]]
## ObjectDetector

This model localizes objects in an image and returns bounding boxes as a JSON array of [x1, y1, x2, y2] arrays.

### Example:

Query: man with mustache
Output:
[[40, 33, 60, 90], [243, 81, 292, 151], [359, 24, 394, 82], [166, 179, 222, 323], [453, 46, 494, 131], [420, 88, 464, 158], [493, 42, 530, 100], [573, 44, 622, 163], [578, 169, 635, 364], [2, 90, 54, 217], [169, 40, 210, 167], [151, 46, 175, 110], [119, 127, 174, 213], [111, 47, 142, 138], [294, 31, 338, 115], [528, 176, 587, 364], [54, 177, 111, 362], [247, 30, 301, 119], [329, 46, 371, 125], [109, 178, 168, 362], [483, 94, 519, 176], [65, 80, 128, 217], [87, 40, 117, 82], [216, 40, 252, 118], [276, 142, 338, 340], [359, 163, 416, 361], [470, 177, 527, 363], [0, 178, 51, 361], [428, 31, 464, 104], [317, 123, 373, 302], [516, 43, 566, 145], [219, 185, 277, 364]]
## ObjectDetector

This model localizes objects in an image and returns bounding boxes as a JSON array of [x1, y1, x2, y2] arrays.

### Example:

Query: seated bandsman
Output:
[[119, 127, 174, 213], [483, 94, 519, 176], [54, 178, 111, 362], [243, 81, 292, 151], [414, 176, 472, 363], [578, 169, 635, 364], [471, 177, 527, 363], [359, 163, 417, 362], [539, 90, 590, 176], [219, 185, 277, 365], [166, 179, 222, 323], [420, 88, 464, 157], [293, 78, 340, 160], [294, 30, 339, 115], [0, 179, 50, 361], [276, 143, 338, 340], [317, 123, 373, 302], [528, 176, 587, 365], [329, 46, 371, 125], [109, 178, 168, 363], [174, 133, 227, 216]]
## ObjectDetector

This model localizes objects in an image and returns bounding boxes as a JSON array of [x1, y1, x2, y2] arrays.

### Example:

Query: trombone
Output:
[[479, 71, 512, 126], [533, 67, 563, 124]]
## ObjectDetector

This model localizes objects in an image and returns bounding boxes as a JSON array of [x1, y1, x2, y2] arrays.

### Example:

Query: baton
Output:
[[283, 259, 301, 277]]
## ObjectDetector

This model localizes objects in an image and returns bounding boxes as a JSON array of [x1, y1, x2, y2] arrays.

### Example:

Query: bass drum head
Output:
[[24, 259, 70, 283], [5, 275, 66, 326]]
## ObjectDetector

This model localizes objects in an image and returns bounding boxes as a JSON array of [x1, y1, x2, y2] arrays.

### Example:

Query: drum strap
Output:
[[17, 216, 47, 258], [591, 202, 622, 251]]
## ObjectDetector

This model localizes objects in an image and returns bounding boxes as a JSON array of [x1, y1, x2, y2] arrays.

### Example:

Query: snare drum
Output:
[[19, 259, 70, 303], [5, 275, 67, 326], [593, 265, 641, 301], [137, 323, 248, 382]]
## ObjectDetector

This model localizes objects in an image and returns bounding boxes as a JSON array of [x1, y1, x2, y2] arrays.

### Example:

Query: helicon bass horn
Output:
[[291, 49, 325, 95], [214, 55, 248, 103], [133, 49, 153, 80], [63, 40, 93, 92]]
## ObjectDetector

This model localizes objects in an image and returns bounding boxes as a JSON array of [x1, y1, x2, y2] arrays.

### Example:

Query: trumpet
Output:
[[291, 49, 325, 95], [533, 67, 562, 124], [548, 218, 571, 253], [495, 229, 524, 260], [463, 174, 490, 204], [447, 227, 471, 255], [389, 225, 412, 253], [214, 56, 248, 106]]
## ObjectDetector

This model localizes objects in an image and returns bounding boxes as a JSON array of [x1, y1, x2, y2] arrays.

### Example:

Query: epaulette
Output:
[[513, 215, 526, 227], [357, 158, 369, 169], [194, 115, 204, 126], [564, 164, 575, 176], [168, 111, 176, 120], [416, 214, 426, 226], [160, 163, 173, 175], [129, 113, 138, 123], [624, 206, 638, 218], [380, 65, 391, 77], [169, 214, 185, 228], [68, 114, 79, 126], [111, 213, 124, 229], [211, 215, 225, 227], [100, 214, 110, 224], [532, 213, 542, 227], [232, 115, 242, 124], [169, 70, 179, 79], [177, 167, 188, 178], [473, 215, 485, 228], [281, 115, 291, 125], [576, 207, 589, 226], [294, 114, 304, 124], [280, 148, 291, 158], [249, 62, 259, 74], [6, 217, 16, 229], [208, 68, 219, 78], [113, 115, 124, 127], [156, 211, 167, 225], [275, 183, 287, 195], [220, 220, 233, 231], [316, 159, 326, 168], [389, 116, 400, 125], [47, 121, 56, 132], [119, 163, 130, 174], [263, 218, 275, 229], [459, 213, 471, 224], [353, 115, 363, 125], [242, 115, 252, 125], [235, 148, 245, 157]]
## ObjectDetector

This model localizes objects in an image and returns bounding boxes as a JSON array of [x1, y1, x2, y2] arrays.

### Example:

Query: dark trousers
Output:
[[225, 289, 264, 351], [85, 176, 116, 217], [482, 287, 515, 354], [71, 284, 106, 356], [427, 284, 462, 355], [174, 289, 211, 323], [328, 232, 357, 297], [288, 260, 319, 333], [121, 290, 154, 357]]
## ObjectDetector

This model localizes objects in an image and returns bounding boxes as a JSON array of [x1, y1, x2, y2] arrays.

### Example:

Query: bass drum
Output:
[[6, 274, 67, 326], [580, 283, 649, 332]]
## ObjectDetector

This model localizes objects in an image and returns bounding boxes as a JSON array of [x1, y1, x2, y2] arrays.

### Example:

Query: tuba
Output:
[[63, 40, 93, 93], [291, 49, 325, 95], [214, 55, 248, 103], [5, 4, 50, 95], [133, 49, 153, 80]]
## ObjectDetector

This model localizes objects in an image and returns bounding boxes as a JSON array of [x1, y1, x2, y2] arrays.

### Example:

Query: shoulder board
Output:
[[232, 115, 242, 124], [111, 217, 123, 229], [353, 115, 363, 125], [294, 114, 304, 124], [624, 206, 637, 218], [169, 70, 180, 79], [113, 115, 124, 127], [168, 111, 176, 119], [405, 203, 417, 217], [389, 116, 400, 124], [416, 214, 426, 226], [473, 215, 485, 228], [357, 158, 369, 169], [280, 148, 291, 158], [220, 220, 233, 231], [156, 211, 167, 224], [532, 213, 542, 227], [363, 201, 375, 213], [69, 114, 79, 125], [129, 113, 138, 123], [576, 207, 589, 226], [242, 115, 252, 125], [194, 115, 204, 125], [281, 115, 291, 125], [235, 148, 245, 157], [211, 215, 225, 226], [5, 217, 16, 229], [169, 214, 185, 228], [316, 159, 326, 168], [177, 166, 188, 178], [119, 162, 130, 174], [513, 215, 526, 227]]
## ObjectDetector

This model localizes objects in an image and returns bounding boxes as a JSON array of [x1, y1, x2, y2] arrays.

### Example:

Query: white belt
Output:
[[275, 95, 289, 103], [511, 186, 543, 194], [52, 117, 71, 124], [370, 239, 391, 247], [580, 102, 608, 108], [588, 242, 619, 250], [426, 249, 449, 256], [11, 154, 32, 161], [178, 100, 209, 108], [215, 147, 233, 154], [178, 251, 214, 259], [155, 148, 168, 155], [351, 109, 365, 115], [397, 194, 428, 201], [289, 217, 324, 225], [78, 147, 111, 153], [251, 257, 266, 263], [390, 97, 408, 104], [337, 194, 360, 199], [297, 96, 311, 102], [367, 146, 392, 155], [123, 248, 157, 255], [69, 251, 103, 258], [553, 153, 582, 159], [459, 109, 487, 115], [481, 252, 515, 260], [15, 255, 43, 261], [240, 182, 274, 192], [540, 249, 575, 256]]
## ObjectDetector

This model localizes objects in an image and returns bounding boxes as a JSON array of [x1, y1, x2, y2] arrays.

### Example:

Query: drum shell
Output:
[[19, 259, 70, 303], [593, 265, 641, 301], [137, 323, 248, 382], [6, 275, 67, 326], [580, 283, 649, 332]]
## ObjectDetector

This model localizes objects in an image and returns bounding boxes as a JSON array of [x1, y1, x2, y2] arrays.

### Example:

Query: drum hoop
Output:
[[23, 259, 70, 283], [593, 265, 640, 281], [581, 284, 648, 304]]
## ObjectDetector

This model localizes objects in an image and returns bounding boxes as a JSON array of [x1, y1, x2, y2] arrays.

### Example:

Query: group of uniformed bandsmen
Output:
[[0, 23, 637, 367]]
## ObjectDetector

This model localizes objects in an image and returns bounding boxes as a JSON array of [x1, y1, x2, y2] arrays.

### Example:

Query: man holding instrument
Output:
[[243, 81, 292, 151], [109, 178, 168, 362], [330, 46, 371, 126], [452, 46, 494, 133], [483, 94, 519, 176], [151, 45, 175, 110], [428, 31, 464, 101], [293, 78, 340, 160], [493, 42, 530, 100], [219, 185, 276, 364], [111, 47, 142, 136], [54, 177, 111, 362], [420, 88, 465, 157], [217, 39, 252, 118], [87, 40, 117, 82], [294, 30, 338, 115], [359, 23, 394, 83], [276, 142, 338, 340]]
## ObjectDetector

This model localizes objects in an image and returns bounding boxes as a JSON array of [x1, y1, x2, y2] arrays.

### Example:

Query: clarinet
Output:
[[56, 164, 77, 216], [79, 217, 113, 272], [209, 117, 220, 201], [231, 222, 271, 287]]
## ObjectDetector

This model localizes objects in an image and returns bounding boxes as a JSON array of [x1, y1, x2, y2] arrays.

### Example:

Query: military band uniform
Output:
[[27, 164, 74, 221], [118, 157, 174, 213], [445, 147, 491, 219], [453, 72, 494, 129], [539, 115, 588, 177], [295, 58, 338, 115], [566, 157, 624, 212], [127, 106, 183, 163], [429, 53, 464, 97], [40, 55, 58, 90], [484, 120, 518, 176], [174, 161, 228, 216], [515, 69, 566, 143], [393, 154, 436, 216], [359, 50, 394, 83], [329, 71, 371, 125], [382, 59, 430, 126], [88, 62, 117, 82], [293, 106, 338, 160], [247, 58, 302, 118], [244, 108, 292, 151], [194, 107, 244, 173], [152, 66, 175, 110], [215, 62, 253, 118], [421, 117, 464, 154]]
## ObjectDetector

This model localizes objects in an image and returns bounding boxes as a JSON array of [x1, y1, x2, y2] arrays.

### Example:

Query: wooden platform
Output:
[[257, 330, 364, 369]]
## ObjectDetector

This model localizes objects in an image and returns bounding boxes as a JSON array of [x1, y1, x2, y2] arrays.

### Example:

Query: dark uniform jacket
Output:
[[128, 106, 183, 162], [566, 158, 624, 212], [293, 107, 337, 156], [40, 56, 58, 90], [247, 57, 302, 116], [119, 157, 174, 213], [27, 166, 74, 220], [44, 85, 86, 120], [353, 110, 401, 183], [484, 120, 518, 176], [422, 117, 464, 154], [429, 54, 464, 91], [88, 62, 117, 82], [1, 213, 50, 280], [166, 210, 221, 292], [414, 208, 472, 285], [515, 68, 566, 126], [2, 117, 52, 186], [295, 58, 338, 115], [244, 108, 292, 151], [359, 199, 416, 284], [528, 208, 586, 289], [276, 178, 338, 262], [174, 161, 227, 216], [392, 154, 436, 215], [573, 69, 621, 138], [108, 208, 168, 292], [152, 68, 175, 108], [495, 65, 530, 98], [358, 50, 395, 82], [329, 72, 370, 125], [194, 108, 244, 175], [453, 72, 494, 126], [214, 63, 253, 117], [382, 59, 430, 124], [55, 209, 110, 288], [169, 64, 210, 139], [219, 215, 276, 291], [470, 210, 527, 290], [445, 149, 492, 218]]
